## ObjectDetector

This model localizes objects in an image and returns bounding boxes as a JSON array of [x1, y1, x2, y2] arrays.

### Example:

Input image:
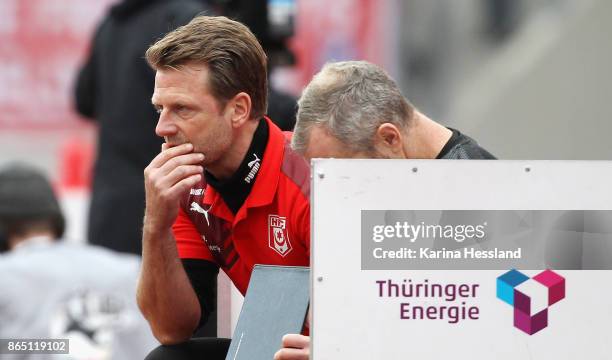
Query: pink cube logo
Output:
[[533, 270, 566, 306], [497, 269, 566, 335]]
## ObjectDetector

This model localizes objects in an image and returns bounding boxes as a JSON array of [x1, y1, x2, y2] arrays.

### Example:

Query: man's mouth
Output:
[[164, 137, 186, 148]]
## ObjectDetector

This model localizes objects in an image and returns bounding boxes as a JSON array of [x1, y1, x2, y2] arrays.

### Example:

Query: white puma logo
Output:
[[244, 154, 261, 184], [247, 154, 260, 169], [190, 202, 210, 226]]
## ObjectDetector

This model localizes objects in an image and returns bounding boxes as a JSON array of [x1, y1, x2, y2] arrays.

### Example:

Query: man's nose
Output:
[[155, 111, 178, 138]]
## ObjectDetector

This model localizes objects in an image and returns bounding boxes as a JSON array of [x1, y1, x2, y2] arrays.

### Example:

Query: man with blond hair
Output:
[[138, 15, 310, 359]]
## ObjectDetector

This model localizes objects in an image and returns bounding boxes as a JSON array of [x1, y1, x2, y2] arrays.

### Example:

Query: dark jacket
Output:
[[74, 0, 207, 254]]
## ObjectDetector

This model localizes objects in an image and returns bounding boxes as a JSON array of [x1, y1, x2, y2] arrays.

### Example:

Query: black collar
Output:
[[205, 119, 269, 214]]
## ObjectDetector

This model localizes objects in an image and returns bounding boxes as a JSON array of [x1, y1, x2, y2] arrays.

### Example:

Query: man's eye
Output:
[[176, 106, 192, 117]]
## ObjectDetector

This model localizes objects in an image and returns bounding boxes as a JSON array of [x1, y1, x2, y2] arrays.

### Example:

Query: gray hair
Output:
[[292, 60, 414, 154]]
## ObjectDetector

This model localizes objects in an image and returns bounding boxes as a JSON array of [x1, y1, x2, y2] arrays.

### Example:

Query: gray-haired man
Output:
[[275, 60, 495, 360], [292, 60, 495, 161]]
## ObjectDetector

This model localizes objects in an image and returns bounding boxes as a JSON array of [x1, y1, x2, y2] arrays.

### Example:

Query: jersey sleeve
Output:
[[172, 207, 216, 262]]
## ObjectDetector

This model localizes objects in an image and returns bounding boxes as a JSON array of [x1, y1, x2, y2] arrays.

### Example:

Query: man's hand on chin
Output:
[[143, 142, 203, 231]]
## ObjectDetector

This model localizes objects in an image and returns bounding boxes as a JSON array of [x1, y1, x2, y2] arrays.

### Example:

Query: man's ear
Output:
[[226, 92, 252, 128], [373, 123, 405, 158]]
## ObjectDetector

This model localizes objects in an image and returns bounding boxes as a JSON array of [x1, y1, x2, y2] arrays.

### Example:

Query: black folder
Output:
[[224, 265, 310, 360]]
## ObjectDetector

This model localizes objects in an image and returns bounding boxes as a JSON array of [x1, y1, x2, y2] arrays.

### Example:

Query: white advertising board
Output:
[[311, 160, 612, 359]]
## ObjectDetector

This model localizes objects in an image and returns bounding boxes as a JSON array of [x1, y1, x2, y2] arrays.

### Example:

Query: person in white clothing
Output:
[[0, 163, 157, 360]]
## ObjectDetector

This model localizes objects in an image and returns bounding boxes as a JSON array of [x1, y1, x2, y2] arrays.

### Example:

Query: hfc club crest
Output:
[[268, 215, 292, 257]]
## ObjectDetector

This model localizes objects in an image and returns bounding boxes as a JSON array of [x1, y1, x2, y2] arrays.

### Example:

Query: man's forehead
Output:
[[304, 126, 350, 159], [152, 65, 210, 103], [305, 126, 329, 147], [151, 91, 193, 105]]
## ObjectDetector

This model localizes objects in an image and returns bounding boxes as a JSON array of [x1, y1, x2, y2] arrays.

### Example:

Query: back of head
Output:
[[0, 163, 65, 251], [293, 60, 414, 154], [145, 15, 269, 120]]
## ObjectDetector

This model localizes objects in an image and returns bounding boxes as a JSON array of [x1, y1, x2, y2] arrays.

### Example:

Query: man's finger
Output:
[[158, 165, 203, 190], [164, 173, 202, 200], [150, 142, 193, 168], [157, 152, 205, 176], [273, 347, 308, 360], [281, 334, 309, 349]]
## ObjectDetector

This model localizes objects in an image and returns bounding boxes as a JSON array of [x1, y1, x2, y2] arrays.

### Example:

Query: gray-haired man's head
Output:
[[292, 61, 414, 160]]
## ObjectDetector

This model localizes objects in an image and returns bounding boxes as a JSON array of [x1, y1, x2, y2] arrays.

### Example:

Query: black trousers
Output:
[[145, 338, 231, 360]]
